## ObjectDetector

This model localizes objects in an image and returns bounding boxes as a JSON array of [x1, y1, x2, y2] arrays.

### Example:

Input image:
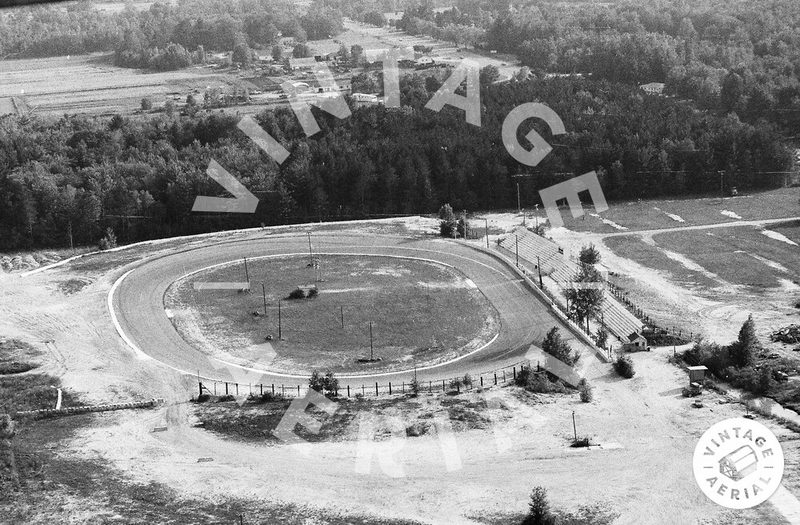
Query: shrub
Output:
[[727, 365, 776, 396], [288, 288, 306, 299], [595, 328, 609, 349], [516, 368, 569, 394], [571, 436, 593, 448], [614, 356, 635, 378], [462, 373, 473, 389], [195, 393, 210, 403], [141, 97, 153, 111], [578, 379, 593, 402], [448, 377, 463, 392], [409, 377, 421, 396], [98, 227, 117, 251], [309, 370, 339, 397], [307, 287, 318, 298], [217, 394, 235, 402]]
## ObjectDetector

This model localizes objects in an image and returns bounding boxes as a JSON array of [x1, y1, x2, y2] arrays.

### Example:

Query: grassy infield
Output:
[[167, 255, 497, 374]]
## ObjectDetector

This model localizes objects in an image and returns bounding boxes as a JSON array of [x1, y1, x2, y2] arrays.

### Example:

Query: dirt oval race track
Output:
[[111, 233, 587, 386]]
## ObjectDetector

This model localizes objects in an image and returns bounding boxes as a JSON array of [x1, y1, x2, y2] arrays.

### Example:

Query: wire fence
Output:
[[198, 359, 535, 400]]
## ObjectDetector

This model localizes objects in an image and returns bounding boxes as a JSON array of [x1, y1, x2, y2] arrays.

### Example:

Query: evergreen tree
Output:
[[730, 315, 759, 368]]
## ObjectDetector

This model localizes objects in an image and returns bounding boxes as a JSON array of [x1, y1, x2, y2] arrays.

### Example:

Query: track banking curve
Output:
[[111, 233, 581, 387]]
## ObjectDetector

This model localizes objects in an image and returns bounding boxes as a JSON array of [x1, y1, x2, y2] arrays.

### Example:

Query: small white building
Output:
[[352, 92, 382, 108], [622, 332, 649, 352], [640, 82, 666, 96], [289, 57, 319, 71]]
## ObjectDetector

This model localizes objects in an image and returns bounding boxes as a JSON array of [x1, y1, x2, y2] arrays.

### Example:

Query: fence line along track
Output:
[[198, 360, 537, 400]]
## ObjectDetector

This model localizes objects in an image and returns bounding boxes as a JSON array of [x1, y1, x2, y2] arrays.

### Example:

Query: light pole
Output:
[[306, 231, 313, 265], [484, 218, 489, 249]]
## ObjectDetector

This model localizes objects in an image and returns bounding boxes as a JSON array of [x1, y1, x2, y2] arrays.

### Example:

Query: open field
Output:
[[557, 188, 800, 234], [166, 254, 498, 374], [314, 19, 522, 81], [603, 235, 720, 290], [0, 54, 247, 116], [653, 224, 800, 290]]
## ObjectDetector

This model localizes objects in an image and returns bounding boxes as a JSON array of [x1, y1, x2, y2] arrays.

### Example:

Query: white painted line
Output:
[[107, 269, 151, 361]]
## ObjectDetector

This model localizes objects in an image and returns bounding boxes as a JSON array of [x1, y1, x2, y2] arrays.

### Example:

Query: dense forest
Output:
[[396, 0, 800, 133], [0, 74, 790, 250]]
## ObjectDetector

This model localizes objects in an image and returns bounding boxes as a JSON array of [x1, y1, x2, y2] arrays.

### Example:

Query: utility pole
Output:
[[484, 218, 489, 249], [537, 255, 543, 288], [278, 299, 282, 339], [244, 257, 250, 284], [307, 231, 313, 264], [340, 305, 344, 329], [534, 204, 539, 229], [517, 182, 521, 215], [68, 221, 74, 253], [463, 210, 468, 239], [515, 235, 519, 267], [369, 321, 374, 361], [572, 411, 577, 442], [261, 283, 267, 316], [719, 170, 725, 200]]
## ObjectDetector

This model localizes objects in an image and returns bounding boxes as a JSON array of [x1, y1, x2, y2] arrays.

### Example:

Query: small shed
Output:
[[687, 365, 708, 384], [622, 332, 648, 352]]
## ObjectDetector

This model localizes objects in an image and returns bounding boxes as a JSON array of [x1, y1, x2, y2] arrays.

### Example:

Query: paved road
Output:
[[111, 232, 589, 387]]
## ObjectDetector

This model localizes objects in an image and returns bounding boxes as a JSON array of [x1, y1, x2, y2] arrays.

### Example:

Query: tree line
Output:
[[0, 0, 345, 71], [0, 73, 791, 251], [390, 0, 800, 135]]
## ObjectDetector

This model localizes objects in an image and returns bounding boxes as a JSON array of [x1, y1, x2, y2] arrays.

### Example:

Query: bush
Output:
[[462, 373, 473, 389], [98, 227, 117, 251], [141, 97, 153, 111], [578, 379, 593, 402], [448, 377, 463, 392], [217, 394, 235, 402], [516, 368, 569, 394], [288, 288, 306, 300], [307, 287, 318, 298], [613, 356, 635, 378], [409, 377, 421, 396], [309, 370, 339, 397], [727, 365, 776, 396]]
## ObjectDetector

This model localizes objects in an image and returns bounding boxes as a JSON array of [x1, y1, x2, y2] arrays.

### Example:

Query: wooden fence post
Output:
[[375, 382, 379, 396]]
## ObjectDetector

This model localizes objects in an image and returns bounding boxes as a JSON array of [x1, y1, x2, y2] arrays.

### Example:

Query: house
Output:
[[640, 82, 665, 96], [415, 56, 435, 68], [622, 332, 649, 352], [352, 92, 382, 108], [289, 57, 319, 71]]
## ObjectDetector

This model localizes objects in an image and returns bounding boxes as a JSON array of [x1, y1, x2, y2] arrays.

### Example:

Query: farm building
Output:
[[289, 57, 319, 71], [640, 82, 665, 95], [352, 93, 382, 108], [622, 332, 649, 352]]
